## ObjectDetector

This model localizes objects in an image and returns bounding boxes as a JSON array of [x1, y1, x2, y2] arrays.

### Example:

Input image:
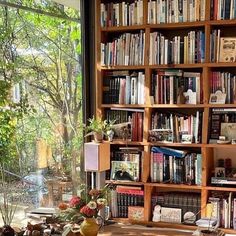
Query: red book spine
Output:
[[116, 188, 144, 195], [131, 112, 138, 141], [137, 112, 143, 142]]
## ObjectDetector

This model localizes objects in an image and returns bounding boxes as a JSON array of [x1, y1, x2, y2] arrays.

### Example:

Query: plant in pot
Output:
[[85, 116, 107, 143]]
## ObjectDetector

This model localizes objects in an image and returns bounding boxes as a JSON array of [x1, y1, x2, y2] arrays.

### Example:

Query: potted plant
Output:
[[85, 116, 107, 143]]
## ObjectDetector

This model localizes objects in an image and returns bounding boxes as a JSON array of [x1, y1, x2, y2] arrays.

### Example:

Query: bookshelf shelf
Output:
[[206, 104, 236, 108], [101, 25, 146, 32], [96, 0, 236, 231], [101, 65, 146, 70], [149, 21, 206, 29], [149, 104, 205, 108], [149, 143, 203, 148], [206, 62, 236, 67], [146, 183, 202, 190], [209, 19, 236, 26], [149, 64, 204, 69], [105, 180, 144, 186], [205, 186, 236, 192], [110, 140, 146, 145], [101, 104, 146, 108]]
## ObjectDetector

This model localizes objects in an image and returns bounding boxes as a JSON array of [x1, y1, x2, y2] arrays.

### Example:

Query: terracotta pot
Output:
[[93, 132, 103, 143], [80, 218, 99, 236]]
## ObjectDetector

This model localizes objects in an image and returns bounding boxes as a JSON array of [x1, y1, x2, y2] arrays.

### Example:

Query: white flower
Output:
[[97, 198, 107, 206], [87, 201, 97, 209]]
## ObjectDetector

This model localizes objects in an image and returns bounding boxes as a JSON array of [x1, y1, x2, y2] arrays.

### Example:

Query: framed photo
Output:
[[215, 167, 225, 177], [219, 37, 236, 62], [181, 134, 193, 144], [110, 161, 139, 181], [128, 206, 144, 221], [221, 123, 236, 142], [209, 90, 226, 104]]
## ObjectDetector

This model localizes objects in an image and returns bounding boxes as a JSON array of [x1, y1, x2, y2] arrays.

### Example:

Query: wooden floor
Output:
[[98, 223, 194, 236]]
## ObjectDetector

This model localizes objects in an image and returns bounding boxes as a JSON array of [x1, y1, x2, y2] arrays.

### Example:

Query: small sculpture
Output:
[[152, 205, 161, 222]]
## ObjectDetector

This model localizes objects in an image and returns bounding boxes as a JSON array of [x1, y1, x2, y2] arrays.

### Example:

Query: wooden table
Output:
[[97, 224, 194, 236]]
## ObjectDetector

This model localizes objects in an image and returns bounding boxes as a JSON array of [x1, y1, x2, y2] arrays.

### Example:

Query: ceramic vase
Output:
[[80, 218, 99, 236]]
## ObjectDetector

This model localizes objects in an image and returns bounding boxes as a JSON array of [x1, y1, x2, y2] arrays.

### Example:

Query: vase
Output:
[[106, 130, 114, 141], [93, 132, 103, 143], [80, 218, 99, 236]]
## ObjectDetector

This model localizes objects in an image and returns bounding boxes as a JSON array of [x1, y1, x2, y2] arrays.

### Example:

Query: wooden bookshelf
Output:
[[95, 0, 236, 232]]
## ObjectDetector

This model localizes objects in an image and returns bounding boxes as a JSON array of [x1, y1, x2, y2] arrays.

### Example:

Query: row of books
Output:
[[210, 71, 236, 104], [103, 71, 145, 104], [101, 31, 145, 66], [151, 70, 201, 105], [209, 108, 236, 143], [207, 192, 236, 229], [210, 29, 236, 63], [149, 30, 205, 65], [100, 1, 144, 27], [149, 111, 203, 143], [150, 147, 202, 185], [152, 192, 201, 222], [110, 185, 144, 218], [147, 0, 206, 24], [211, 0, 236, 20]]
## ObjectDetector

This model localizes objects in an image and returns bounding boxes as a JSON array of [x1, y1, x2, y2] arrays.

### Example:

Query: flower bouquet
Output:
[[58, 187, 108, 222]]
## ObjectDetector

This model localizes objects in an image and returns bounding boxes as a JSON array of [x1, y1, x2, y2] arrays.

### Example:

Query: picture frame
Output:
[[110, 160, 139, 181], [215, 167, 225, 178], [128, 206, 145, 221], [181, 134, 193, 144], [160, 207, 182, 223], [209, 90, 226, 104]]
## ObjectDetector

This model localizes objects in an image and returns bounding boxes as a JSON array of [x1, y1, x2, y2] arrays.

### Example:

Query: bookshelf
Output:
[[95, 0, 236, 232]]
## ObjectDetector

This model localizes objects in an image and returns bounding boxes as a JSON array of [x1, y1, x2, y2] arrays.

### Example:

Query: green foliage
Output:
[[0, 1, 83, 183], [85, 116, 107, 134], [85, 117, 116, 135]]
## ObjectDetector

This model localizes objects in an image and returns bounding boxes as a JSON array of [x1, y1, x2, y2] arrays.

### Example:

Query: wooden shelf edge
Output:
[[101, 20, 236, 32], [105, 180, 144, 186], [100, 63, 236, 69], [145, 183, 202, 190], [205, 186, 236, 192]]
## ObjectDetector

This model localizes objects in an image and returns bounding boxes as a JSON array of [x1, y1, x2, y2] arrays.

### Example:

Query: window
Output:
[[0, 0, 85, 219]]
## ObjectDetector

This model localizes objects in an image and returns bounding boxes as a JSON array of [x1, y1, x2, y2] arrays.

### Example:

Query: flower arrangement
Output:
[[58, 187, 108, 222]]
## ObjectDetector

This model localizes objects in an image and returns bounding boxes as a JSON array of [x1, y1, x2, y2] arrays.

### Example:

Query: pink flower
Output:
[[80, 205, 96, 218], [69, 196, 82, 208]]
